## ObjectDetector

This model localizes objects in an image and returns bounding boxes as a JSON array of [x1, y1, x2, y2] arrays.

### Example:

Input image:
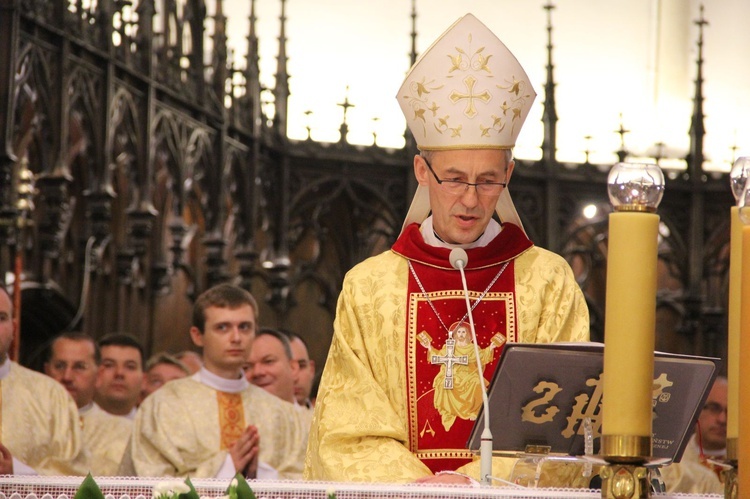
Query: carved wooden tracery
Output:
[[0, 0, 736, 370]]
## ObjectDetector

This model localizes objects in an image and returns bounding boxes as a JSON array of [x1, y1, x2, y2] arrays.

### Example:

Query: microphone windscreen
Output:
[[449, 248, 469, 270]]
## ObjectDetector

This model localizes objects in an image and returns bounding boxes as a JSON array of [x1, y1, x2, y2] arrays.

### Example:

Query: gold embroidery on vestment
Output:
[[217, 391, 245, 450]]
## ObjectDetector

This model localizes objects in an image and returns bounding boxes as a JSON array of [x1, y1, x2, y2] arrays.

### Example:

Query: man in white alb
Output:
[[125, 283, 307, 479]]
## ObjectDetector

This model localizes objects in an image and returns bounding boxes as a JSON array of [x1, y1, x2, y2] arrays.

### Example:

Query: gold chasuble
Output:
[[305, 223, 590, 482], [80, 403, 132, 476], [0, 361, 86, 475], [129, 375, 307, 479]]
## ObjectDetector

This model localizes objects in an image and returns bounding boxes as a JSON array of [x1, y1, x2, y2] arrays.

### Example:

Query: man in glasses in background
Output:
[[44, 332, 132, 476], [305, 13, 589, 485], [660, 376, 727, 495]]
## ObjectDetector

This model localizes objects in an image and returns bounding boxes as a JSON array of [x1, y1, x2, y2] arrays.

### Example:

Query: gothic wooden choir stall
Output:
[[0, 0, 734, 379]]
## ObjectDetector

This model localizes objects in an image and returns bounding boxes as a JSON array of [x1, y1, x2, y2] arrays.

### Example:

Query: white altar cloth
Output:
[[0, 475, 722, 499]]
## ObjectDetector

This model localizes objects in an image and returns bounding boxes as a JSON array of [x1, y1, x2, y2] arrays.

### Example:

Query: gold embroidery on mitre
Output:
[[217, 391, 245, 450], [397, 13, 536, 150]]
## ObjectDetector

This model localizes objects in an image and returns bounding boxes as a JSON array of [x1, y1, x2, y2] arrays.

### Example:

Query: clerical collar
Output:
[[420, 216, 501, 249], [0, 357, 10, 380], [702, 447, 726, 458], [79, 402, 95, 414], [193, 366, 249, 394]]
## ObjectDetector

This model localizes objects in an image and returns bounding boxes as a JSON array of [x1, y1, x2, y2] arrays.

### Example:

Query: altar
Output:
[[0, 476, 722, 499]]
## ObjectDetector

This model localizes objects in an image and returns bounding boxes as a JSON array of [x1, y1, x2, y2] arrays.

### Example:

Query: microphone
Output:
[[449, 248, 493, 485], [449, 248, 468, 270]]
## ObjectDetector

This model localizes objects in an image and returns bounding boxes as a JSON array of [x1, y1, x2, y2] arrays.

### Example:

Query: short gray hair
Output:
[[419, 149, 513, 171], [256, 328, 294, 360]]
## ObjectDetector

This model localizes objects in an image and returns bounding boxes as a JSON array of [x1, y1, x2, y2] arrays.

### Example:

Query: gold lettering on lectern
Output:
[[513, 372, 674, 441], [521, 381, 562, 424], [562, 374, 603, 438]]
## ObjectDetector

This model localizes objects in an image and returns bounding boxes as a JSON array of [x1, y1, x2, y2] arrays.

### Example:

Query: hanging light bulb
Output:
[[732, 157, 750, 225]]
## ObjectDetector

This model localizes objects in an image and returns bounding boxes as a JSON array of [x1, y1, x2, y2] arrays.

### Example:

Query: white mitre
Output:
[[397, 13, 536, 234]]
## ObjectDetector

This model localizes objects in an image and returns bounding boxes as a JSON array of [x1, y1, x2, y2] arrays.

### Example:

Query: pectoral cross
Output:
[[431, 338, 468, 389]]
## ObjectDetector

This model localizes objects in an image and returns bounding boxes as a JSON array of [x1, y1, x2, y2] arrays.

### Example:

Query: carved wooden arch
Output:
[[703, 215, 731, 308], [105, 86, 142, 252], [150, 108, 212, 290], [188, 128, 216, 224], [506, 186, 544, 245], [66, 64, 104, 179], [62, 65, 105, 258], [159, 127, 214, 295], [106, 86, 142, 200], [151, 108, 190, 247], [654, 212, 688, 290], [289, 175, 401, 283], [700, 215, 732, 360], [12, 42, 56, 172], [558, 202, 610, 343], [224, 142, 254, 247], [560, 204, 609, 282], [182, 173, 208, 297]]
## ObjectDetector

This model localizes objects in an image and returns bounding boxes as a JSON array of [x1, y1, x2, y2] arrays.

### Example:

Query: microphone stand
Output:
[[450, 249, 493, 485]]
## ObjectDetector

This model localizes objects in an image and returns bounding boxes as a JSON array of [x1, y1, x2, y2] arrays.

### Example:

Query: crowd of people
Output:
[[0, 11, 730, 495], [0, 283, 318, 479]]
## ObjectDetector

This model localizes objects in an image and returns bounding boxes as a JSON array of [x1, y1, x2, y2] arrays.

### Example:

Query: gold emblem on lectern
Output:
[[518, 372, 676, 442], [521, 381, 562, 424]]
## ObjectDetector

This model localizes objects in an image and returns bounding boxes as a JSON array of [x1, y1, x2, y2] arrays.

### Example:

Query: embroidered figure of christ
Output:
[[418, 321, 504, 431]]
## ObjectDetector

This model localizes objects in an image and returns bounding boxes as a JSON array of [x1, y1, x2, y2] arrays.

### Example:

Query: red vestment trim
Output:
[[394, 223, 533, 473]]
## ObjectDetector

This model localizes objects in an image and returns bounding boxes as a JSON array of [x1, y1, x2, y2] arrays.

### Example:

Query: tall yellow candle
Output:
[[728, 157, 750, 462], [602, 211, 659, 443], [739, 223, 750, 494], [727, 206, 742, 446]]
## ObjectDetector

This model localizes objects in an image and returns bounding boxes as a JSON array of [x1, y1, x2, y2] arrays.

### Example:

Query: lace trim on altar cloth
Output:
[[0, 475, 722, 499]]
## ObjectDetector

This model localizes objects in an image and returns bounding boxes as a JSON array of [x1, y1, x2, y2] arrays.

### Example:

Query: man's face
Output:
[[44, 338, 98, 408], [415, 149, 512, 245], [190, 304, 255, 379], [142, 362, 188, 399], [246, 334, 299, 403], [289, 337, 315, 405], [0, 291, 13, 363], [96, 345, 144, 408], [697, 380, 728, 451]]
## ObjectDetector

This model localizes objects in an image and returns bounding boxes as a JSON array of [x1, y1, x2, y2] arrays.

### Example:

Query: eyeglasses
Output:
[[49, 361, 94, 373], [702, 402, 727, 415], [423, 156, 507, 196]]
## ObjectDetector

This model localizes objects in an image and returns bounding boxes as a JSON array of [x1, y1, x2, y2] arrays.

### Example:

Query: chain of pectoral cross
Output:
[[408, 259, 509, 336]]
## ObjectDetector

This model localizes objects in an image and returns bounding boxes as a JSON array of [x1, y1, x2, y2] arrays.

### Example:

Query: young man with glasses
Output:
[[306, 13, 589, 485]]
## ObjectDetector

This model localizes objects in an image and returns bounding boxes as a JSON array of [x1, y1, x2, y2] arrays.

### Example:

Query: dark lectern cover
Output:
[[467, 342, 718, 463]]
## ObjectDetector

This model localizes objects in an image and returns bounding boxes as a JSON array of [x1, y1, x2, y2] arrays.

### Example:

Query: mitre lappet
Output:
[[397, 13, 536, 234]]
